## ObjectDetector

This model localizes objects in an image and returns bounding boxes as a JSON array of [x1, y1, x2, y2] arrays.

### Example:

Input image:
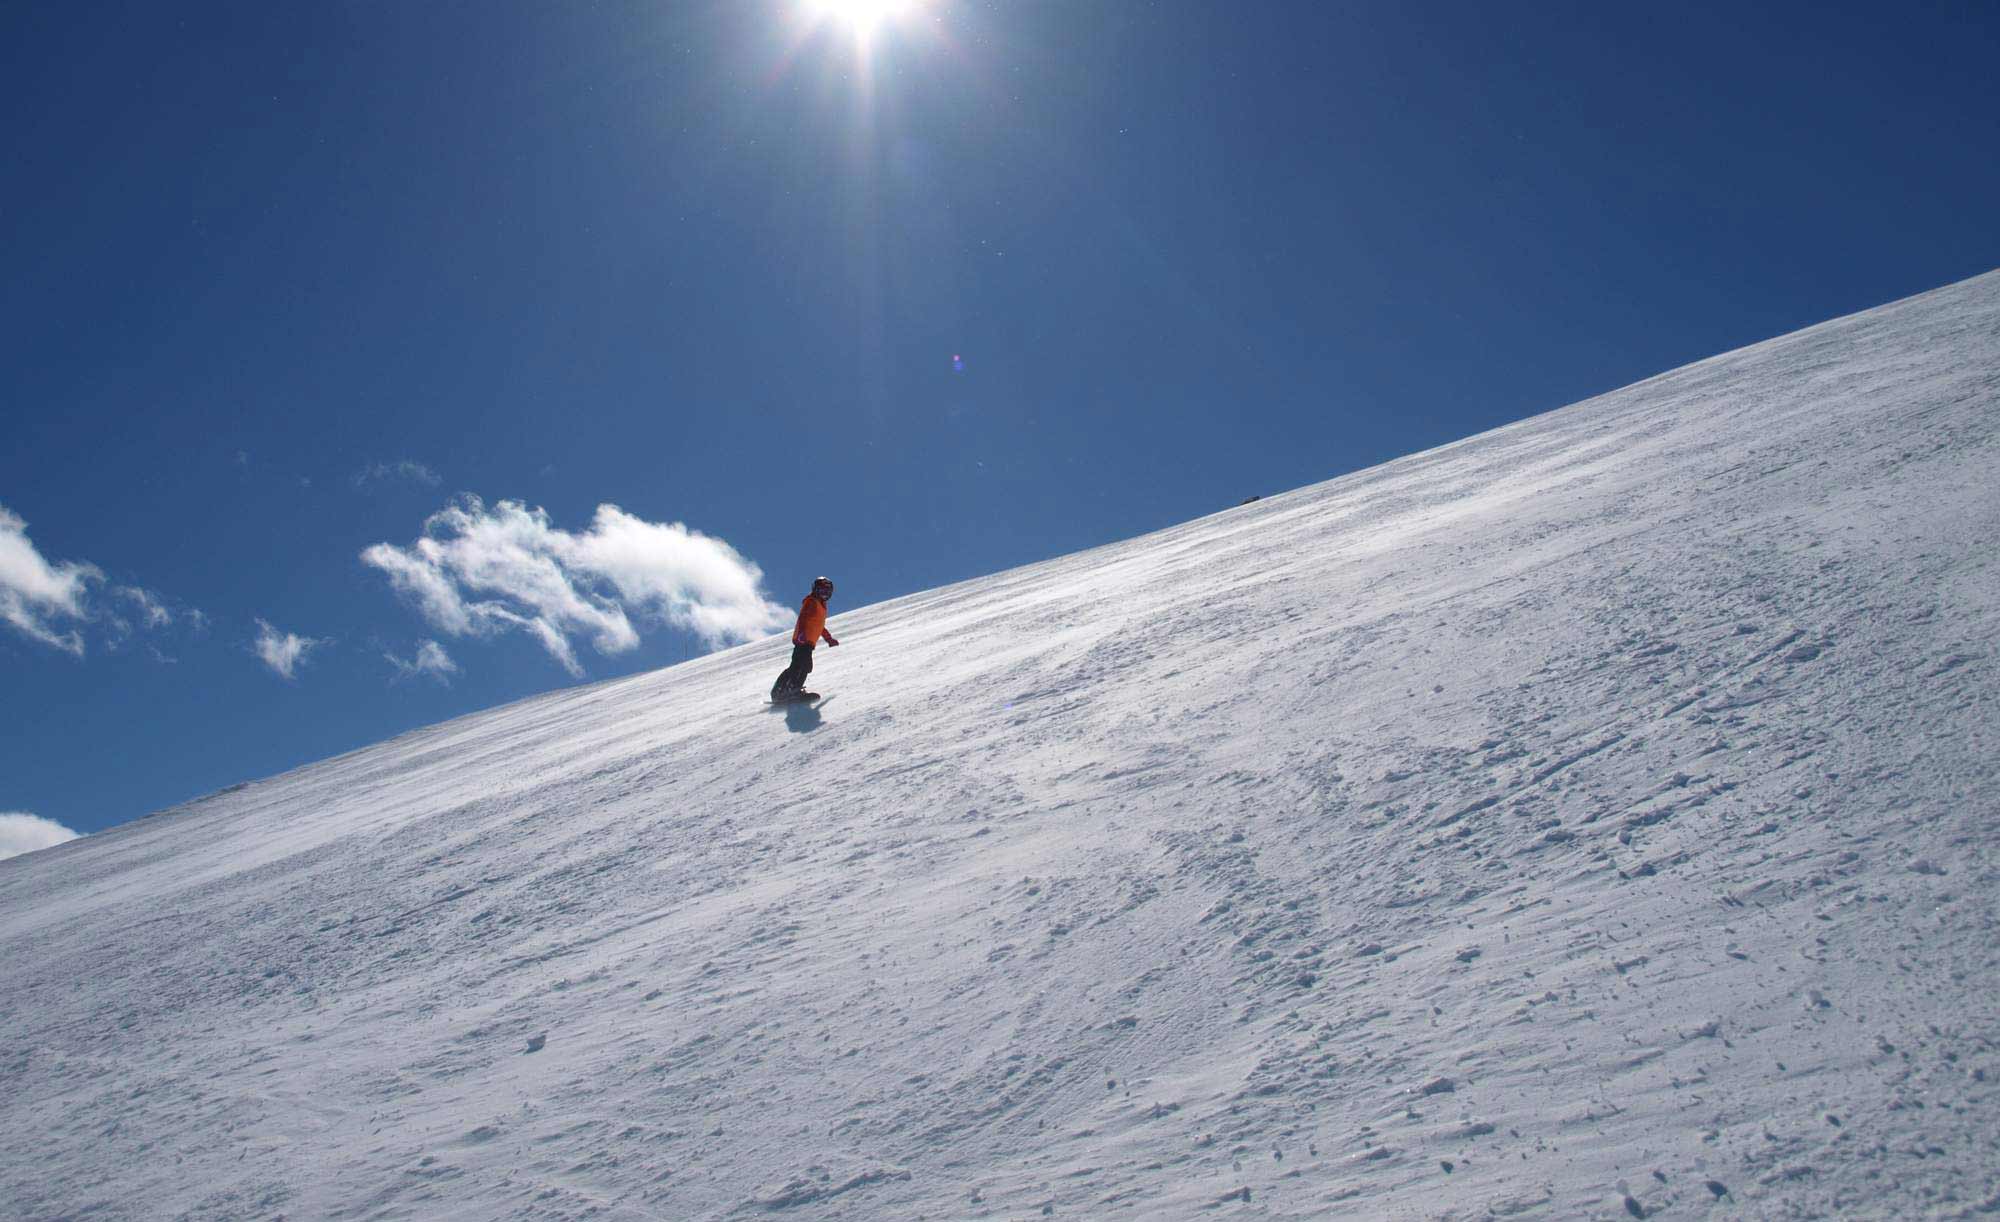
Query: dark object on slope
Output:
[[769, 691, 822, 705], [1239, 495, 1262, 505]]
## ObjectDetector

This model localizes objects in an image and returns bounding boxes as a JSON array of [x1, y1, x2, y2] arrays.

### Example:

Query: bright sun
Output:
[[806, 0, 914, 40]]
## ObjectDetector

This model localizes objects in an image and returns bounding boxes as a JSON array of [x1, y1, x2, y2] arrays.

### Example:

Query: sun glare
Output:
[[806, 0, 914, 41]]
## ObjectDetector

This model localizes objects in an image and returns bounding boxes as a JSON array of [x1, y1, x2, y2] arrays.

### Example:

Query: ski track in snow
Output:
[[3, 273, 1999, 1220]]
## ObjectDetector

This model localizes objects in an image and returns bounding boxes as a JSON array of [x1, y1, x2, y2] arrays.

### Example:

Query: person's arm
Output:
[[822, 627, 840, 646]]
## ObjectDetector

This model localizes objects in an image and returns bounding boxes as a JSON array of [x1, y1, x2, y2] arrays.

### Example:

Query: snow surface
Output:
[[4, 273, 1998, 1220]]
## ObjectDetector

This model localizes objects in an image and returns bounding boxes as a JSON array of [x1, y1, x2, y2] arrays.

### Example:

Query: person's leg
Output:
[[773, 644, 813, 696]]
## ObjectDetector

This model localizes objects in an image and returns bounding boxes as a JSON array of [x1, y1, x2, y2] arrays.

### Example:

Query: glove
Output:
[[826, 635, 840, 647]]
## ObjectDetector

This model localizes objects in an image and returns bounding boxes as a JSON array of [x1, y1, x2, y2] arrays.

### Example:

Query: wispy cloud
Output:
[[103, 586, 207, 653], [385, 638, 458, 684], [354, 460, 442, 489], [0, 505, 205, 658], [0, 504, 101, 655], [253, 618, 327, 680], [116, 585, 175, 630], [363, 496, 789, 676], [0, 812, 82, 861]]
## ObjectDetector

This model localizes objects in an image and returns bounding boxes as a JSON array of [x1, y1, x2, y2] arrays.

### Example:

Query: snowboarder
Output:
[[771, 576, 840, 701]]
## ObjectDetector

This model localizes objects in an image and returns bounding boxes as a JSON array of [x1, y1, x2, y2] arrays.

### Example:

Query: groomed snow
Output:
[[3, 272, 1997, 1219]]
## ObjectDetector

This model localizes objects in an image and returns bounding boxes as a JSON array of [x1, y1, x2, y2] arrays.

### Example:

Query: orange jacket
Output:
[[792, 595, 837, 647]]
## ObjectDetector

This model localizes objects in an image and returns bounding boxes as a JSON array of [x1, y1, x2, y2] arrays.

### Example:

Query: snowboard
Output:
[[768, 690, 822, 705]]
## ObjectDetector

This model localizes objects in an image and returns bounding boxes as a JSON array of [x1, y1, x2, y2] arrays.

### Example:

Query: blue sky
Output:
[[3, 0, 1997, 841]]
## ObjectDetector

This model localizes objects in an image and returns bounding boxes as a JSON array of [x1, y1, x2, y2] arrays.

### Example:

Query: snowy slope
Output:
[[4, 272, 1998, 1221]]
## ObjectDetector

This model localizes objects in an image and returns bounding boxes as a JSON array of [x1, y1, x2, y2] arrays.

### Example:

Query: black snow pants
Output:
[[773, 643, 814, 695]]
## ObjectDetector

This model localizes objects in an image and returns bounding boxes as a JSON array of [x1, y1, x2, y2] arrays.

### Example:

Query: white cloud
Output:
[[363, 496, 789, 676], [354, 460, 442, 489], [0, 504, 101, 655], [385, 639, 458, 684], [117, 585, 175, 629], [0, 812, 82, 862], [253, 618, 327, 680], [0, 506, 203, 658]]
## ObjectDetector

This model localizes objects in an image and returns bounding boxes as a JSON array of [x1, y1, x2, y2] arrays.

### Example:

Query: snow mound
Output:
[[3, 272, 1998, 1219]]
